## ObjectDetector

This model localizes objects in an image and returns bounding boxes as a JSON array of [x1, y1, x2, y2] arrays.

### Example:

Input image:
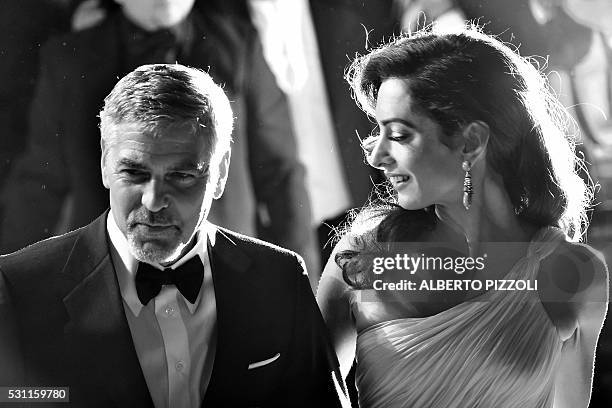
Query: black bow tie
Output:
[[135, 256, 204, 306]]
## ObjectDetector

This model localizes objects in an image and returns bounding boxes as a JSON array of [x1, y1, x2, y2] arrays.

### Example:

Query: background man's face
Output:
[[101, 122, 215, 264], [115, 0, 197, 31]]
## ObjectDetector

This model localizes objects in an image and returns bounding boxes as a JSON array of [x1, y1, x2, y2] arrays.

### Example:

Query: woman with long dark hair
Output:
[[317, 25, 608, 408]]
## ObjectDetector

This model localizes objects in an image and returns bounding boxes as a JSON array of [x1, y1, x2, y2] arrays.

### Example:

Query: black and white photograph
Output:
[[1, 0, 611, 407]]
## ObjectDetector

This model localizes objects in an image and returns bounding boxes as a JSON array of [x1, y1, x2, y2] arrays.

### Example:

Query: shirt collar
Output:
[[107, 210, 214, 316]]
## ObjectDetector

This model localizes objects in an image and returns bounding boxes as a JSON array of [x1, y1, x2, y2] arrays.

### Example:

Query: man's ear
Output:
[[461, 121, 489, 164], [100, 149, 110, 189], [213, 150, 231, 199]]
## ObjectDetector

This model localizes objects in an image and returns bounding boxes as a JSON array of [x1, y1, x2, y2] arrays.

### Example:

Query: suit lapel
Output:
[[203, 227, 255, 405], [61, 213, 152, 407]]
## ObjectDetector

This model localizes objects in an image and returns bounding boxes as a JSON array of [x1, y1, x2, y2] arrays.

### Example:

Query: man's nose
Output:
[[367, 137, 393, 169], [141, 179, 170, 212]]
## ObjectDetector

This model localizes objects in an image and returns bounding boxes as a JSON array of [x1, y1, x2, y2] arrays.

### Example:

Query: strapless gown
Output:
[[355, 227, 565, 408]]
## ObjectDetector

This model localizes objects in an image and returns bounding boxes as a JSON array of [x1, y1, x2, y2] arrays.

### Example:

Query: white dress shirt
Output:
[[107, 212, 217, 408]]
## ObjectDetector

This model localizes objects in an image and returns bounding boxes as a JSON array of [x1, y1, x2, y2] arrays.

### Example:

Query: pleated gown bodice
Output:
[[355, 227, 565, 408]]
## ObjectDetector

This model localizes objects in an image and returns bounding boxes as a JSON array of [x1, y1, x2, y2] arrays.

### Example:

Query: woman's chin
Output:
[[397, 198, 427, 211]]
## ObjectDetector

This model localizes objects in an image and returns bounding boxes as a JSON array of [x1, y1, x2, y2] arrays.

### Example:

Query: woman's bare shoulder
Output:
[[538, 241, 609, 339], [541, 242, 608, 298]]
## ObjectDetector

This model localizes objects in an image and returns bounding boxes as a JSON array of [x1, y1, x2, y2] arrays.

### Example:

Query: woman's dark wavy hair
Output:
[[349, 25, 591, 239], [337, 25, 592, 286]]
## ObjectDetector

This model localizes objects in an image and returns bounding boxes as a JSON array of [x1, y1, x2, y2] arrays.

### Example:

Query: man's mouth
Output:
[[134, 223, 177, 232]]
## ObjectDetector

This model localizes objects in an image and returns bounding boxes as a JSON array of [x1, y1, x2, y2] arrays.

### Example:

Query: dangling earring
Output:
[[462, 160, 473, 210]]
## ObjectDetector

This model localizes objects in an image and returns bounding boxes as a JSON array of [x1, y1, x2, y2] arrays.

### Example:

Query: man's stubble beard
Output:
[[126, 212, 207, 265], [125, 193, 213, 264], [127, 233, 183, 264]]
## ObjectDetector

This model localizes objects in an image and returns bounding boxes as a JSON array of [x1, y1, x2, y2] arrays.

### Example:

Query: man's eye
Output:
[[121, 169, 148, 178], [169, 173, 197, 184]]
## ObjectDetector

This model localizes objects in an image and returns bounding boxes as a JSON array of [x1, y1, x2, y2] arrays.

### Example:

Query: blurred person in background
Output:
[[308, 0, 400, 266], [244, 0, 402, 288], [0, 0, 75, 222], [396, 0, 466, 32]]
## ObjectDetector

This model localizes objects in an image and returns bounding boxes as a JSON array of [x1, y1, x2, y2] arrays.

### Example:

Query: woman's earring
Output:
[[462, 160, 473, 210]]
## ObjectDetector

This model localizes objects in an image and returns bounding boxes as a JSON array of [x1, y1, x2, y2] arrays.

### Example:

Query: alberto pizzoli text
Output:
[[373, 279, 538, 291]]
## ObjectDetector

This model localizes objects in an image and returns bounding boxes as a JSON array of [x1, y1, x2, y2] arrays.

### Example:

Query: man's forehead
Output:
[[108, 135, 208, 169], [113, 120, 208, 144], [113, 121, 203, 139]]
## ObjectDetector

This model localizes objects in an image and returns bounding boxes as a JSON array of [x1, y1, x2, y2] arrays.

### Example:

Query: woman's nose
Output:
[[367, 137, 393, 169]]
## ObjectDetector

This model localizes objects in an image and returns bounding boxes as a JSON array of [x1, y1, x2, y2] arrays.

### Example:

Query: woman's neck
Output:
[[434, 174, 535, 255]]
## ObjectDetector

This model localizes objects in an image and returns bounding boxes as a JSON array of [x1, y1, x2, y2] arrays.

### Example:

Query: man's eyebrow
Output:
[[117, 158, 147, 169], [168, 160, 209, 173]]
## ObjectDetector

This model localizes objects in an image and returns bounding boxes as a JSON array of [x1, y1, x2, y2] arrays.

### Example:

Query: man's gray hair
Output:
[[99, 64, 233, 169]]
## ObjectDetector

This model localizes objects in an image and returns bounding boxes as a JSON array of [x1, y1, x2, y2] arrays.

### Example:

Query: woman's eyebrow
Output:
[[379, 118, 418, 129]]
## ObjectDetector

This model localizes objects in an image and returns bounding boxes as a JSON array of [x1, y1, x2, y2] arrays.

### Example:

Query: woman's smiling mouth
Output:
[[387, 174, 410, 188]]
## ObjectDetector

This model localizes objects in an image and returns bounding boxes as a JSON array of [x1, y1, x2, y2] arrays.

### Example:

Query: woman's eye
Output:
[[388, 131, 410, 141]]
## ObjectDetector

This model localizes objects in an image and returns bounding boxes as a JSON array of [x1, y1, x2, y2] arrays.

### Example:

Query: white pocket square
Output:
[[248, 353, 281, 370]]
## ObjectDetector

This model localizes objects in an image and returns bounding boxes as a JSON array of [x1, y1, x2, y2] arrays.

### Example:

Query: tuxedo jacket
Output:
[[0, 212, 345, 407], [0, 9, 313, 262]]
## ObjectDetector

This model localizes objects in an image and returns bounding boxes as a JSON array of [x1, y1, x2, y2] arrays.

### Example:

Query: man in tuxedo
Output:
[[0, 0, 319, 277], [0, 64, 347, 407]]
